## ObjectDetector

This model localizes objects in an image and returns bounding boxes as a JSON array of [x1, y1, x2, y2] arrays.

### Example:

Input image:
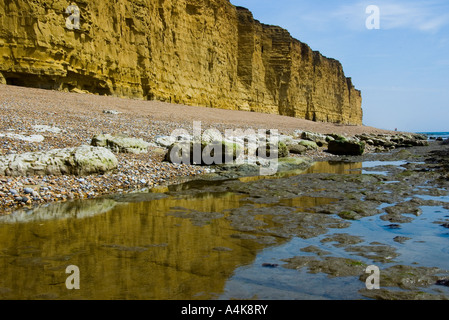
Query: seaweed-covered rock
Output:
[[328, 139, 365, 156], [287, 143, 307, 155], [256, 141, 289, 159], [298, 140, 318, 150], [165, 140, 242, 165]]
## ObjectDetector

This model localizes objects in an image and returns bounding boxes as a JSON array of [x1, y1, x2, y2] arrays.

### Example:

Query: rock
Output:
[[301, 131, 326, 142], [256, 141, 289, 159], [102, 110, 121, 115], [277, 157, 313, 171], [0, 133, 44, 143], [9, 189, 19, 196], [436, 279, 449, 287], [91, 134, 150, 154], [298, 140, 318, 150], [32, 125, 62, 133], [155, 135, 177, 148], [328, 138, 365, 156], [262, 263, 279, 268], [23, 188, 34, 194], [165, 141, 242, 165], [0, 146, 118, 177], [0, 72, 5, 84], [287, 143, 307, 155]]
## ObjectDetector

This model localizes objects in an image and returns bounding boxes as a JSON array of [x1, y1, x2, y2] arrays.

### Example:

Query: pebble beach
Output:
[[0, 84, 397, 214]]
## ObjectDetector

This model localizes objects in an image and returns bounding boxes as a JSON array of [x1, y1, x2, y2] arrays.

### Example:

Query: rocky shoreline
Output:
[[0, 84, 438, 215]]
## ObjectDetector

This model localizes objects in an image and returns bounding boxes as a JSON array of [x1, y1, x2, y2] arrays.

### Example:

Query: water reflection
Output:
[[304, 161, 362, 175], [0, 191, 340, 299], [0, 160, 363, 300]]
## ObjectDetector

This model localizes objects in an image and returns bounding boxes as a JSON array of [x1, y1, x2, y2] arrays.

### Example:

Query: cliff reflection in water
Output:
[[0, 193, 267, 299], [0, 161, 362, 300], [304, 161, 362, 175]]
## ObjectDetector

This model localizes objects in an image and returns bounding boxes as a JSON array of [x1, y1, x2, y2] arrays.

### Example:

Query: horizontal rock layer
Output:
[[0, 0, 362, 125]]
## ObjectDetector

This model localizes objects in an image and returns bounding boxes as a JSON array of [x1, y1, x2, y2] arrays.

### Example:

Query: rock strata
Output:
[[0, 0, 362, 125]]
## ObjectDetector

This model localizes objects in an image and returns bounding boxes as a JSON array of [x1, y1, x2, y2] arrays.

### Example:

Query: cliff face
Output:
[[0, 0, 363, 125]]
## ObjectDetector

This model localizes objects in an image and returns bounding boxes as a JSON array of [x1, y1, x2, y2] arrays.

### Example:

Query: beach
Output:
[[2, 84, 449, 300], [0, 84, 397, 214]]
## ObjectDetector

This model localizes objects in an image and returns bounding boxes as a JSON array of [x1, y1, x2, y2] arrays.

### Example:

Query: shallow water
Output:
[[1, 159, 449, 300]]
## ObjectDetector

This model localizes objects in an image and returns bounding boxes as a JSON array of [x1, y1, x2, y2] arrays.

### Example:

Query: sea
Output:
[[418, 131, 449, 140]]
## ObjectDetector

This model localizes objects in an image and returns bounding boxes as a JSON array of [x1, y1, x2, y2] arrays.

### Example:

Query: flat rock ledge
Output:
[[0, 146, 118, 177], [91, 134, 151, 154]]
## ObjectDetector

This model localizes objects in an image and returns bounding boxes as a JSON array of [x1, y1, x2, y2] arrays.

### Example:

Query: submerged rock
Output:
[[0, 146, 118, 176]]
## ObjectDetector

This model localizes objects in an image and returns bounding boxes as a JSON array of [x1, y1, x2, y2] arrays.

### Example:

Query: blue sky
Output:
[[230, 0, 449, 132]]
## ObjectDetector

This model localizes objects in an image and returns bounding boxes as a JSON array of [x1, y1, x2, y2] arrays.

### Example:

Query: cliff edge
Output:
[[0, 0, 363, 125]]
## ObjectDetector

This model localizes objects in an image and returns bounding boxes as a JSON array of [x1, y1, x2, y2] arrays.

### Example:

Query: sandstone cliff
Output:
[[0, 0, 363, 125]]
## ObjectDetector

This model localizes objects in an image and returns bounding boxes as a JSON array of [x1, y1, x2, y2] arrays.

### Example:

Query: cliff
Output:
[[0, 0, 363, 125]]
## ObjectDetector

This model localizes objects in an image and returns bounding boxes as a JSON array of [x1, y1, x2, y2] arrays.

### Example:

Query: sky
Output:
[[230, 0, 449, 133]]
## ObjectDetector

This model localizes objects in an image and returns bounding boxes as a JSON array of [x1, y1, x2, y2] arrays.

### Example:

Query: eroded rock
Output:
[[91, 134, 150, 154], [0, 146, 118, 176]]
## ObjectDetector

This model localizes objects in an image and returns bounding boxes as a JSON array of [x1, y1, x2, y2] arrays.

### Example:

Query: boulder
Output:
[[0, 133, 45, 143], [91, 134, 150, 154], [165, 140, 242, 165], [287, 143, 307, 155], [0, 146, 118, 177], [301, 131, 326, 142], [298, 140, 318, 150], [328, 139, 365, 156], [256, 141, 289, 159], [32, 125, 62, 133], [155, 135, 177, 148]]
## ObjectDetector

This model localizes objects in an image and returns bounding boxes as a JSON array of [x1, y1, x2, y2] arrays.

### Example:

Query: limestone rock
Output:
[[91, 134, 150, 154], [0, 146, 118, 177], [0, 133, 44, 143], [355, 133, 428, 150], [155, 135, 178, 148], [256, 141, 290, 159], [165, 141, 242, 165], [32, 125, 62, 133], [298, 140, 318, 150], [287, 143, 307, 155], [0, 0, 362, 126]]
